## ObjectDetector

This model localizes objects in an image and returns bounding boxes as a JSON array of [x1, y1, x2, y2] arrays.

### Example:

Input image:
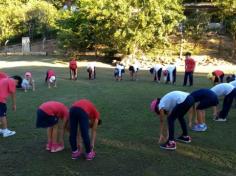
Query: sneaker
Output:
[[176, 135, 191, 143], [2, 129, 16, 138], [214, 117, 227, 122], [51, 143, 64, 153], [86, 151, 96, 160], [160, 141, 176, 150], [46, 142, 52, 151], [72, 150, 82, 160], [192, 123, 207, 132]]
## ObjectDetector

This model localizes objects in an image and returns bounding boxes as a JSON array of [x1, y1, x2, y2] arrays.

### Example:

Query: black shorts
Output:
[[36, 109, 59, 128], [129, 66, 135, 72], [0, 103, 7, 117]]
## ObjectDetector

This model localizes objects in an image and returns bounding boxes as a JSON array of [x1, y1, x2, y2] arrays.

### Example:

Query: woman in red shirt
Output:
[[69, 58, 78, 80], [69, 99, 101, 160]]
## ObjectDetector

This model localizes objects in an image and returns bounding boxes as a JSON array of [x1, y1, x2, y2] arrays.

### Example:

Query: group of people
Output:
[[150, 79, 236, 150]]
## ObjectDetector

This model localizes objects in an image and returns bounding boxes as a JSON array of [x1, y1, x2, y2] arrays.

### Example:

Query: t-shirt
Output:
[[0, 72, 8, 80], [166, 65, 176, 72], [39, 101, 69, 119], [87, 62, 95, 71], [72, 99, 100, 120], [153, 64, 162, 72], [229, 80, 236, 87], [213, 70, 224, 77], [69, 59, 77, 70], [0, 78, 16, 103], [116, 64, 124, 71], [190, 89, 216, 102], [211, 83, 234, 97], [185, 58, 196, 72], [158, 91, 189, 112], [47, 69, 56, 78]]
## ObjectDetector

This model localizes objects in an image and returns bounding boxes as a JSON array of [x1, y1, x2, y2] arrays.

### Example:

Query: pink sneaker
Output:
[[71, 150, 82, 160], [45, 142, 52, 151], [86, 151, 96, 160], [51, 143, 64, 153]]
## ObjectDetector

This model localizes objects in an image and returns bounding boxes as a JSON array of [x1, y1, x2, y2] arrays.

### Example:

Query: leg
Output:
[[51, 124, 59, 145], [218, 93, 234, 119], [94, 67, 96, 79], [47, 127, 53, 144], [189, 72, 193, 86], [69, 107, 80, 152], [157, 68, 162, 81], [173, 68, 176, 84], [183, 72, 188, 86]]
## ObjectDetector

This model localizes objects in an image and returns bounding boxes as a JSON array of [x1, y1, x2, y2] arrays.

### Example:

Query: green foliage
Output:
[[57, 0, 185, 56], [184, 11, 210, 46]]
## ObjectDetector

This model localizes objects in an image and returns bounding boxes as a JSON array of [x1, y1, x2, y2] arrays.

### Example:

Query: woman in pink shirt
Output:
[[69, 99, 102, 160], [0, 77, 18, 137], [36, 101, 69, 153], [69, 58, 78, 80]]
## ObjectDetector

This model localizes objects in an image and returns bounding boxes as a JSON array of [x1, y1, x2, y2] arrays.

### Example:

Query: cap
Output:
[[25, 72, 32, 78]]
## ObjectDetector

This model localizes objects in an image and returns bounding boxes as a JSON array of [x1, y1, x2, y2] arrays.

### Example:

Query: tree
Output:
[[212, 0, 236, 58]]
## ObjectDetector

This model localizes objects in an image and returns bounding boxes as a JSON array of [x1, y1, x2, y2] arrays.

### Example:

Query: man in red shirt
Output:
[[69, 58, 78, 80], [183, 52, 196, 86], [0, 77, 18, 137], [69, 99, 102, 160]]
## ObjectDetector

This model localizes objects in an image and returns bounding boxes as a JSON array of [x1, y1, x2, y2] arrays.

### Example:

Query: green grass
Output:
[[0, 56, 236, 176]]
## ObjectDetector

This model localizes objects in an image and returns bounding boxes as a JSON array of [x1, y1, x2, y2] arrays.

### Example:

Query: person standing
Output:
[[183, 52, 196, 86]]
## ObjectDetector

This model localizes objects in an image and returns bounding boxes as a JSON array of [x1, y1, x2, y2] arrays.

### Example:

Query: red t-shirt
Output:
[[0, 78, 16, 103], [72, 99, 100, 120], [213, 70, 224, 77], [185, 58, 196, 72], [69, 59, 77, 70], [47, 69, 56, 78], [0, 72, 8, 80], [39, 101, 69, 119]]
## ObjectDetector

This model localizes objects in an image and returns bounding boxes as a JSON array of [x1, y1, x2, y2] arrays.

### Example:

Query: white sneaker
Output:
[[3, 129, 16, 137]]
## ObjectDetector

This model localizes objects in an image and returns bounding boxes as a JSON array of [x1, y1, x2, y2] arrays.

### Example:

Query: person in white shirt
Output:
[[129, 62, 140, 81], [150, 91, 194, 150], [149, 64, 162, 82], [211, 83, 236, 121], [21, 72, 35, 92], [162, 64, 176, 84], [87, 62, 96, 80], [114, 62, 125, 81]]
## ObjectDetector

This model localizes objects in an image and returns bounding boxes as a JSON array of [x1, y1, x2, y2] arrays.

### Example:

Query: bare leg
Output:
[[47, 127, 53, 143], [0, 116, 7, 129]]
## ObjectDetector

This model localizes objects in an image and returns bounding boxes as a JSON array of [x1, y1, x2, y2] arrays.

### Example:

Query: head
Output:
[[150, 98, 161, 114], [25, 72, 32, 79], [89, 119, 102, 128], [11, 75, 22, 88], [185, 52, 191, 59]]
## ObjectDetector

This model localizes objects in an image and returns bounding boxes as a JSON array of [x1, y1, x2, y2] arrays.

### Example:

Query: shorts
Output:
[[36, 109, 59, 128], [196, 94, 219, 110], [129, 66, 134, 72], [0, 103, 7, 117]]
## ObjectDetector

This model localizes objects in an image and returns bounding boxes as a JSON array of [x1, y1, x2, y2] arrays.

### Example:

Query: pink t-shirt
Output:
[[47, 69, 56, 78], [72, 99, 100, 120], [0, 78, 16, 103], [39, 101, 69, 119], [69, 59, 77, 70], [0, 72, 8, 80]]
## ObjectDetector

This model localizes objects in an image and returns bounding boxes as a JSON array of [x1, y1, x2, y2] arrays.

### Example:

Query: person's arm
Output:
[[90, 119, 99, 150], [11, 92, 16, 111], [159, 109, 167, 143], [213, 106, 218, 118]]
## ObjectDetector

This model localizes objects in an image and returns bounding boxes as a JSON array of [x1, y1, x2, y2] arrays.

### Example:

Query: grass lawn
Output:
[[0, 56, 236, 176]]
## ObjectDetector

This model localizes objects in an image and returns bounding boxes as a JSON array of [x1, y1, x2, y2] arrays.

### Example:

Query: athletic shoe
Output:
[[46, 142, 52, 151], [71, 150, 82, 160], [176, 135, 191, 143], [192, 123, 207, 132], [160, 141, 176, 150], [214, 117, 227, 122], [2, 129, 16, 138], [86, 151, 96, 160], [51, 143, 64, 153]]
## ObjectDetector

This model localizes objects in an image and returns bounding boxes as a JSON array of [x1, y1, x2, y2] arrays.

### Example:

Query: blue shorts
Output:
[[36, 109, 59, 128], [0, 103, 7, 117]]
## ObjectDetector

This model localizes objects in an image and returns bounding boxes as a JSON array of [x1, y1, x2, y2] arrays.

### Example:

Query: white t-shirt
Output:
[[116, 64, 124, 70], [229, 80, 236, 87], [158, 91, 190, 112], [166, 65, 176, 72], [211, 83, 234, 97], [87, 62, 95, 71], [153, 64, 162, 72], [21, 79, 30, 89]]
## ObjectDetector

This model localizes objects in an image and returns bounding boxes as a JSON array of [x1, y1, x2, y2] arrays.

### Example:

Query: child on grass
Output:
[[190, 89, 219, 132], [69, 58, 78, 80], [87, 62, 96, 80], [0, 77, 18, 137], [114, 62, 125, 81], [207, 70, 224, 85], [150, 91, 194, 150], [45, 69, 56, 88], [21, 72, 35, 92], [149, 64, 162, 82], [36, 101, 69, 152], [211, 83, 236, 121], [162, 64, 176, 84], [69, 99, 101, 160], [129, 62, 140, 81]]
